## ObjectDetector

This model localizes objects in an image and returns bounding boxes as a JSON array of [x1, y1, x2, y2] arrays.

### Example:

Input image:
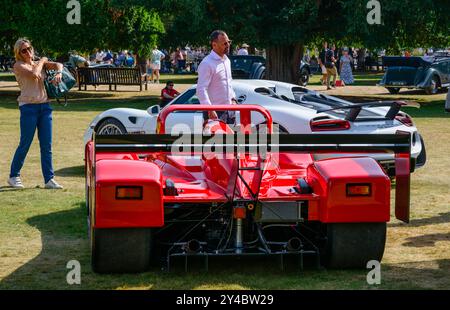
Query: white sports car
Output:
[[84, 79, 426, 174]]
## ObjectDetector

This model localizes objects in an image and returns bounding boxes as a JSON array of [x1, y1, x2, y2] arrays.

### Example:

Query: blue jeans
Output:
[[10, 103, 54, 183]]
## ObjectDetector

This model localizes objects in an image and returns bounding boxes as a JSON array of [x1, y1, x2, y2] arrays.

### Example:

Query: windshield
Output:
[[172, 89, 199, 105]]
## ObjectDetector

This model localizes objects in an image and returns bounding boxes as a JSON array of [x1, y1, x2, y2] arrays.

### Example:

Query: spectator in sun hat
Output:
[[237, 43, 249, 56]]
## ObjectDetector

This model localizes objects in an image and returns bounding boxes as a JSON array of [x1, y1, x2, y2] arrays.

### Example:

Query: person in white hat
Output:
[[237, 43, 249, 56]]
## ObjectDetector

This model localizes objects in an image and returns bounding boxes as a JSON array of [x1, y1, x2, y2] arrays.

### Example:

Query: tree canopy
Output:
[[1, 0, 448, 81]]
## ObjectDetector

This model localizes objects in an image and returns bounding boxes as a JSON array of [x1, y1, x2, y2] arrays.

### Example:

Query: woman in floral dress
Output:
[[339, 48, 354, 85]]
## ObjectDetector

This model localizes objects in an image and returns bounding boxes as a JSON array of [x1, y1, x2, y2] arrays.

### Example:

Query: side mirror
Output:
[[147, 104, 161, 116]]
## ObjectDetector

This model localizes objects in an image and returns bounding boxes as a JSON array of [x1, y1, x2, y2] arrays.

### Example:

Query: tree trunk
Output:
[[266, 43, 304, 84]]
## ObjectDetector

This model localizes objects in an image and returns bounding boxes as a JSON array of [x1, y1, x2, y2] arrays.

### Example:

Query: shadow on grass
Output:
[[389, 212, 450, 228], [0, 93, 161, 112], [159, 76, 197, 85], [55, 165, 85, 178], [402, 233, 450, 247], [309, 73, 384, 87], [0, 75, 16, 82], [1, 203, 449, 289]]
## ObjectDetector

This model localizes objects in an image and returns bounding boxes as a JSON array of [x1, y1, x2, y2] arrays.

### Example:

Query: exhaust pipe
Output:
[[183, 239, 202, 253], [286, 237, 302, 252]]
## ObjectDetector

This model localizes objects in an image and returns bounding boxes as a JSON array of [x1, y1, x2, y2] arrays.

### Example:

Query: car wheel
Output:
[[387, 87, 400, 94], [91, 228, 152, 273], [425, 76, 439, 95], [298, 68, 310, 86], [321, 223, 386, 268], [97, 118, 127, 135]]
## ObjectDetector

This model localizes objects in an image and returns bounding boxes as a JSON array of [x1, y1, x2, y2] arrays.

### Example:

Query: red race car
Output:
[[85, 105, 411, 273]]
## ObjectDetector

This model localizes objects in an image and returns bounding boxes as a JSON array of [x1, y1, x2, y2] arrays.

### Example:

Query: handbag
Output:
[[44, 66, 76, 106], [335, 80, 344, 87]]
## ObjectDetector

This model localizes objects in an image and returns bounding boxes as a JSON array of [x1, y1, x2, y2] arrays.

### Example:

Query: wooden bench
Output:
[[77, 67, 148, 91]]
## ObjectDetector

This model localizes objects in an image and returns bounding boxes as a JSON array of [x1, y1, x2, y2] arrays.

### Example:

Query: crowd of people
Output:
[[67, 46, 212, 82], [308, 42, 355, 89]]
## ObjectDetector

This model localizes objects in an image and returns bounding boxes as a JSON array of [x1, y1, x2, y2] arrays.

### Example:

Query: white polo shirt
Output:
[[196, 50, 236, 105]]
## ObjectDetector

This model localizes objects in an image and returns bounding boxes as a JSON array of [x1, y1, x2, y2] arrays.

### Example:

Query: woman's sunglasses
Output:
[[20, 46, 33, 54]]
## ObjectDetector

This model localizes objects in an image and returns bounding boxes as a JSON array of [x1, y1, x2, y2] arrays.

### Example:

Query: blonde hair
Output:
[[14, 38, 33, 62]]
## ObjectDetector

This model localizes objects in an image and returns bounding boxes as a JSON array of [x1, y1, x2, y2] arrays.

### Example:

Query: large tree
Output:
[[0, 1, 164, 60], [3, 0, 448, 81], [107, 5, 165, 61], [145, 0, 449, 83], [339, 0, 450, 54]]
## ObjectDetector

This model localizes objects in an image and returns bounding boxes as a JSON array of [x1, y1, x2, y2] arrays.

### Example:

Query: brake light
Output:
[[116, 186, 143, 200], [395, 113, 414, 127], [310, 119, 350, 131], [346, 184, 371, 197]]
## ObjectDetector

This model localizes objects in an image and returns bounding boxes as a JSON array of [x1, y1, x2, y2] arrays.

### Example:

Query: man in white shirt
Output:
[[95, 49, 105, 63], [237, 43, 249, 56], [196, 30, 237, 122]]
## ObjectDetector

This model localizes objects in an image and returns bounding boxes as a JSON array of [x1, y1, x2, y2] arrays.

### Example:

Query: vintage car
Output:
[[85, 104, 412, 273], [379, 55, 450, 94], [229, 55, 311, 86], [84, 80, 426, 176]]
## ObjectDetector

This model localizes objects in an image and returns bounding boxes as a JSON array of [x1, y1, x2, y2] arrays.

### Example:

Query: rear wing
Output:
[[318, 100, 420, 122], [94, 132, 411, 223]]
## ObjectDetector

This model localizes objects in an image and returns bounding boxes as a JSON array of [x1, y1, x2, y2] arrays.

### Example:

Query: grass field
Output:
[[0, 72, 449, 289]]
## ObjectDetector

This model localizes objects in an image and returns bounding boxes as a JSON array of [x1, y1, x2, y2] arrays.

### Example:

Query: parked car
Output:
[[84, 79, 426, 175], [229, 55, 311, 86], [86, 104, 413, 272], [379, 56, 450, 94]]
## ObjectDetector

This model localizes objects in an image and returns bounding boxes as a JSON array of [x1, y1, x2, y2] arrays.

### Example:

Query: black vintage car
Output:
[[379, 55, 450, 95], [229, 55, 311, 86]]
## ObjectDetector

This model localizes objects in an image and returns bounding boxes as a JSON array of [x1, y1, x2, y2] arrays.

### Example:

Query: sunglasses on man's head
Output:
[[20, 46, 32, 54]]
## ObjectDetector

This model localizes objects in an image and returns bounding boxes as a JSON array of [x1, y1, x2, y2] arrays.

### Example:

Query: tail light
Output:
[[116, 186, 143, 200], [395, 112, 414, 127], [310, 119, 350, 131], [346, 183, 371, 197]]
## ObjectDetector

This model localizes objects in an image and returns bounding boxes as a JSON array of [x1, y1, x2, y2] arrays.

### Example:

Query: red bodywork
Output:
[[85, 105, 411, 230]]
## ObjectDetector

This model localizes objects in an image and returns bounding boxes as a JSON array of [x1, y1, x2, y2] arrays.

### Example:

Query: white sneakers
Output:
[[7, 177, 63, 189], [44, 178, 63, 189], [7, 176, 24, 189]]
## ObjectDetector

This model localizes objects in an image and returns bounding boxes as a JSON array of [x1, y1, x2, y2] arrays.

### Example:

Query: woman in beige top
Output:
[[8, 38, 63, 189]]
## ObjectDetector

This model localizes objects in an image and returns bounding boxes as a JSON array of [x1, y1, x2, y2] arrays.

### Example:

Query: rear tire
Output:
[[322, 223, 386, 268], [387, 87, 400, 94], [425, 76, 439, 95], [298, 68, 310, 86], [91, 228, 152, 273]]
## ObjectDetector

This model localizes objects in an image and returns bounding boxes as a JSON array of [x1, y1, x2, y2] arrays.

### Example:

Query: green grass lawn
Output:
[[309, 72, 384, 86], [0, 72, 449, 289]]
